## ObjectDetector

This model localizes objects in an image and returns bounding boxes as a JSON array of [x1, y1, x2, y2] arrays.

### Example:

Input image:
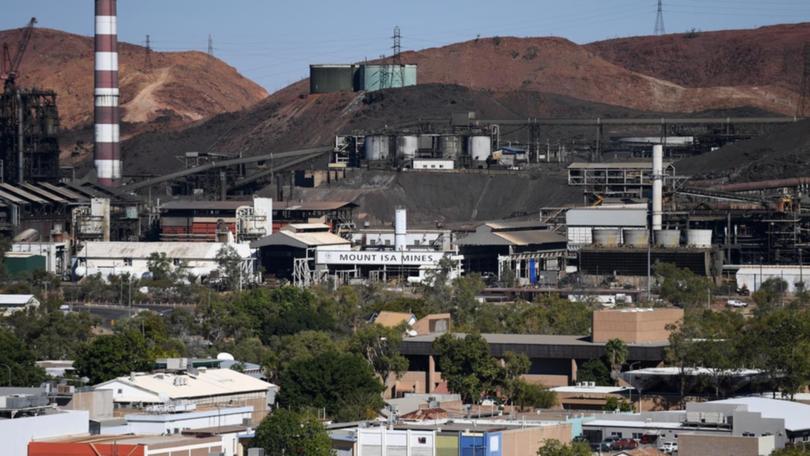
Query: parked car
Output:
[[726, 299, 748, 308], [658, 441, 678, 454], [612, 438, 639, 450], [640, 434, 659, 445], [599, 436, 620, 451]]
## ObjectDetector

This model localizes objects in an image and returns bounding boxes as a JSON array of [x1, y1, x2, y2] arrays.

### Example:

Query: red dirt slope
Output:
[[0, 27, 268, 130]]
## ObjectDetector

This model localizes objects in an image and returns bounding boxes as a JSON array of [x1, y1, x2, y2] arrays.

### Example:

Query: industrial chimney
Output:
[[395, 207, 407, 251], [94, 0, 121, 187], [652, 144, 663, 231]]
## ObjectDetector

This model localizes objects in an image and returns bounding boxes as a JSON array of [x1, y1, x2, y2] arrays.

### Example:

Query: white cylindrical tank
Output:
[[365, 135, 390, 161], [686, 229, 712, 248], [593, 228, 620, 247], [652, 144, 663, 231], [467, 135, 492, 161], [655, 229, 681, 248], [395, 208, 407, 251], [623, 229, 649, 247], [396, 135, 418, 160]]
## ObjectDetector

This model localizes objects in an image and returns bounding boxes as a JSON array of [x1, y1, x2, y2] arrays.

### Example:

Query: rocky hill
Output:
[[0, 27, 268, 131]]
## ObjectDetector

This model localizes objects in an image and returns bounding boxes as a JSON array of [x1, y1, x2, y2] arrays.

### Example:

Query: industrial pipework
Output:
[[395, 207, 407, 251], [94, 0, 121, 187], [652, 144, 663, 231]]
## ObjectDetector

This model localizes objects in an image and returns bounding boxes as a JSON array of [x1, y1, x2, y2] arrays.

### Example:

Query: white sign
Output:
[[316, 250, 448, 266]]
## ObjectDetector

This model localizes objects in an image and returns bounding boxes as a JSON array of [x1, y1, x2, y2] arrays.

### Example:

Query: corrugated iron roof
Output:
[[161, 200, 251, 211], [567, 162, 672, 169], [493, 230, 567, 245], [275, 201, 357, 210], [77, 242, 252, 260], [251, 230, 350, 249], [95, 368, 275, 401]]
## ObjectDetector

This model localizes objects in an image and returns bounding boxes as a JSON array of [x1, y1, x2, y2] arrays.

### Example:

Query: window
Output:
[[123, 257, 132, 266], [117, 389, 122, 394], [370, 239, 376, 246], [611, 432, 622, 438], [418, 437, 427, 444], [632, 433, 643, 439], [414, 240, 421, 246], [384, 240, 391, 246]]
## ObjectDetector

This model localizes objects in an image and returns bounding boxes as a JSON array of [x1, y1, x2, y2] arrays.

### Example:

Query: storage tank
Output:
[[623, 229, 649, 247], [364, 135, 390, 161], [309, 64, 355, 94], [467, 135, 492, 162], [439, 135, 462, 160], [686, 229, 712, 248], [655, 229, 681, 248], [396, 136, 418, 160], [592, 228, 620, 247]]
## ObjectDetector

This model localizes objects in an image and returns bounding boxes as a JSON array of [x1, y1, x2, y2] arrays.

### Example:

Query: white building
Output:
[[10, 242, 69, 276], [331, 427, 436, 456], [350, 228, 453, 251], [412, 158, 454, 170], [735, 265, 810, 292], [0, 409, 88, 456], [99, 405, 255, 435], [566, 204, 648, 248], [0, 294, 40, 316], [74, 241, 255, 282]]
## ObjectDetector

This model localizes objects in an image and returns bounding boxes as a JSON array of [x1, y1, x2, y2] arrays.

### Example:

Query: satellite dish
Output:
[[216, 352, 235, 361]]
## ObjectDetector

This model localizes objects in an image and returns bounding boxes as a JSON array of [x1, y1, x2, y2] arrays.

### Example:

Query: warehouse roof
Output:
[[458, 224, 566, 247], [77, 242, 252, 260], [274, 201, 357, 211], [161, 200, 250, 211], [709, 397, 810, 432], [0, 294, 37, 305], [95, 368, 275, 402], [251, 230, 350, 249], [568, 162, 673, 169]]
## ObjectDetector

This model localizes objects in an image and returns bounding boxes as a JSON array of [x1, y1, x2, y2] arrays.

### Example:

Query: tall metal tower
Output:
[[654, 0, 666, 35], [207, 34, 214, 57], [144, 34, 152, 69], [392, 26, 401, 64], [798, 43, 810, 118]]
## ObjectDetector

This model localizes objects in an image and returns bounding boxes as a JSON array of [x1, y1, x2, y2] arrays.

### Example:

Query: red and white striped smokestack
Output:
[[94, 0, 120, 187]]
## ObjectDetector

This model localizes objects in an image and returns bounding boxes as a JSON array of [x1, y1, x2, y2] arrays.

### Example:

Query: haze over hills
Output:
[[118, 23, 810, 178], [0, 27, 268, 131]]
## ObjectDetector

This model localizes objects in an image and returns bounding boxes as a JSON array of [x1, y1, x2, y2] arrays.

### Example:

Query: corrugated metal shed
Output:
[[251, 230, 350, 249], [76, 242, 251, 260], [566, 207, 647, 227]]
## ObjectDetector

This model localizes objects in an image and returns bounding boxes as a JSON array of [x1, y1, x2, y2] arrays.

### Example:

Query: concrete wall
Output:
[[66, 389, 113, 420], [3, 410, 89, 456], [592, 308, 683, 343], [501, 424, 573, 456], [679, 433, 774, 456]]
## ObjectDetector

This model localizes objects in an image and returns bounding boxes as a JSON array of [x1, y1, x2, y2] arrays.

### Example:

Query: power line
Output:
[[655, 0, 666, 35]]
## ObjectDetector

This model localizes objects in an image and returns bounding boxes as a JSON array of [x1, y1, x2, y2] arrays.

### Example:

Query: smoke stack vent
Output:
[[94, 0, 121, 187]]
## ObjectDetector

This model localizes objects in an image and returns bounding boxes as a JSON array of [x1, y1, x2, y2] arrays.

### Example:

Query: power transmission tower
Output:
[[207, 34, 214, 57], [392, 26, 401, 64], [798, 43, 810, 118], [144, 34, 152, 69], [654, 0, 666, 35]]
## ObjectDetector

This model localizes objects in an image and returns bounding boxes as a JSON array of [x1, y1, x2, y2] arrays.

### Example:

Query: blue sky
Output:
[[2, 0, 809, 93]]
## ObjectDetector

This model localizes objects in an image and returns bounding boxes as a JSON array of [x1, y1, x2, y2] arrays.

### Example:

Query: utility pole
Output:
[[654, 0, 666, 36], [207, 34, 214, 57], [144, 34, 152, 69]]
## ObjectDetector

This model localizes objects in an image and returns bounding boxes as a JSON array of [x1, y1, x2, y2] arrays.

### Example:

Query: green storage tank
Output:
[[4, 253, 46, 277], [358, 64, 417, 92]]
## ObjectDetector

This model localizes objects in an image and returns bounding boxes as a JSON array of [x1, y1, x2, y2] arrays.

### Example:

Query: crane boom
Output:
[[2, 17, 37, 91]]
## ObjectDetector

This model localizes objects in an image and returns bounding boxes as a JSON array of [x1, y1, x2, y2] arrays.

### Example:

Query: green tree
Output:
[[279, 351, 384, 422], [536, 439, 591, 456], [513, 380, 557, 410], [577, 358, 611, 385], [74, 330, 153, 384], [753, 278, 789, 314], [433, 333, 501, 403], [655, 262, 712, 308], [0, 328, 46, 386], [253, 409, 333, 456], [604, 396, 633, 412], [501, 352, 531, 404], [604, 338, 628, 385], [508, 296, 592, 335], [146, 252, 172, 281], [214, 244, 244, 291], [347, 324, 408, 382], [6, 309, 97, 360]]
